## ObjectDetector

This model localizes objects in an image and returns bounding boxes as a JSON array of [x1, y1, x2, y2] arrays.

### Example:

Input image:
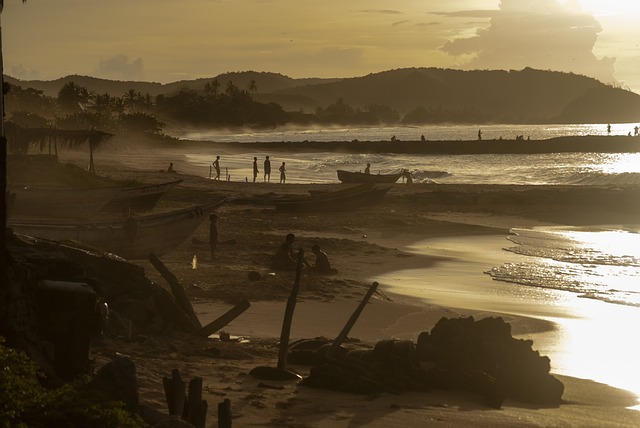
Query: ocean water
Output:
[[173, 124, 640, 399]]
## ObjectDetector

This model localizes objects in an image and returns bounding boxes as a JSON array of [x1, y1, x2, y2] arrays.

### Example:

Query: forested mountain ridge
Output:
[[5, 67, 640, 124]]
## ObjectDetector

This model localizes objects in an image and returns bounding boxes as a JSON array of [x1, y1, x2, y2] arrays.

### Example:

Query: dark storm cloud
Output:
[[94, 54, 146, 82], [440, 0, 616, 84]]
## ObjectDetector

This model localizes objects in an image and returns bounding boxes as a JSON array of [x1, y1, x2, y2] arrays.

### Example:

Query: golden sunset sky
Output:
[[3, 0, 639, 92]]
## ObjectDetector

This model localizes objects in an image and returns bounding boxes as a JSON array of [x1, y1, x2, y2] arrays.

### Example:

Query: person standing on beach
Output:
[[364, 163, 371, 174], [212, 156, 221, 180], [264, 156, 271, 182], [209, 213, 218, 259], [252, 157, 259, 183], [279, 162, 286, 183], [478, 129, 482, 140]]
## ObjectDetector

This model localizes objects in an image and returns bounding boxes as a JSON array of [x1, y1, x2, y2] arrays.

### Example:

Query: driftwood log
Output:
[[149, 252, 202, 331]]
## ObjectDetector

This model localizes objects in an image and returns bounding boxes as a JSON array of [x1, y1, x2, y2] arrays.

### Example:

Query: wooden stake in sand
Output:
[[199, 299, 251, 337], [249, 249, 304, 381], [149, 252, 202, 330], [277, 248, 305, 371], [326, 281, 379, 359]]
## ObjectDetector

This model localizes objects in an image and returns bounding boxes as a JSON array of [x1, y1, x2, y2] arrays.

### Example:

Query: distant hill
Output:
[[5, 67, 640, 123]]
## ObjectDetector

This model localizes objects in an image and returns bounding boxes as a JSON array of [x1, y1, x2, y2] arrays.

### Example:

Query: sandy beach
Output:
[[11, 142, 640, 427]]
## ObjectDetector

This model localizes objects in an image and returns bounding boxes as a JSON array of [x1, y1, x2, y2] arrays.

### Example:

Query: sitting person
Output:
[[167, 162, 176, 173], [272, 233, 308, 271], [311, 244, 332, 275]]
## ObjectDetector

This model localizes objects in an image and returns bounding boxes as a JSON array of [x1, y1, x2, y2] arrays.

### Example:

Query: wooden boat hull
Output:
[[274, 183, 392, 212], [8, 186, 121, 219], [8, 200, 225, 260], [337, 170, 402, 184], [100, 179, 183, 213]]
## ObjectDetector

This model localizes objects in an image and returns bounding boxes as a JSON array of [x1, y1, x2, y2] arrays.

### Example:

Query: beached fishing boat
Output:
[[337, 170, 403, 184], [8, 185, 121, 219], [100, 179, 183, 214], [274, 183, 392, 212], [8, 200, 225, 260]]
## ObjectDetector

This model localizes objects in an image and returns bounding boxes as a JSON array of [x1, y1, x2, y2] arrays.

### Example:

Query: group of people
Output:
[[209, 215, 333, 275], [212, 155, 287, 183], [271, 233, 333, 275]]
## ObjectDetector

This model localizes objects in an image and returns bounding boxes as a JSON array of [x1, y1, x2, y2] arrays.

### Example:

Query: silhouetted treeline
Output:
[[4, 67, 640, 137]]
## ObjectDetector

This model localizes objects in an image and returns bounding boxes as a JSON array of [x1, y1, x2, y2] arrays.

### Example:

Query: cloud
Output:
[[8, 64, 41, 81], [440, 0, 616, 85], [94, 54, 146, 82]]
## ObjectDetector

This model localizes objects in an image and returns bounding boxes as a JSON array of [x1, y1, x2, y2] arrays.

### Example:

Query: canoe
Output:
[[100, 179, 183, 214], [8, 200, 226, 260], [337, 170, 403, 184], [274, 183, 392, 212], [8, 185, 121, 219]]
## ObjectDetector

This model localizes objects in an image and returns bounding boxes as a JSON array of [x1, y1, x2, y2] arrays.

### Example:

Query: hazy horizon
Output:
[[3, 0, 640, 93]]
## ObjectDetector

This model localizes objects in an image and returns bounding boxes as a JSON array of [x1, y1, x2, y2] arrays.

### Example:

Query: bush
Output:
[[0, 337, 146, 428]]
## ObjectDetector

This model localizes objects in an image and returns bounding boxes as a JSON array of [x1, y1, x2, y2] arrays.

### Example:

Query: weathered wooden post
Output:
[[185, 376, 207, 428], [277, 248, 304, 370], [326, 281, 379, 359], [162, 369, 186, 417], [248, 249, 304, 381], [217, 398, 232, 428], [199, 300, 251, 337], [149, 252, 202, 330]]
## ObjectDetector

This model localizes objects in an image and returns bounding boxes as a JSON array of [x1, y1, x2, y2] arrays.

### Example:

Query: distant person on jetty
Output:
[[166, 162, 176, 173], [607, 124, 611, 134], [421, 135, 426, 142], [213, 156, 221, 180], [209, 213, 218, 260], [272, 233, 309, 271], [264, 156, 271, 182], [279, 162, 287, 183], [252, 157, 259, 183], [311, 244, 333, 275], [477, 129, 482, 140], [634, 126, 639, 136], [364, 163, 371, 174]]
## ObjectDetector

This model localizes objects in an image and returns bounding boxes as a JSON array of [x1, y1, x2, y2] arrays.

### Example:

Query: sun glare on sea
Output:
[[592, 153, 640, 174]]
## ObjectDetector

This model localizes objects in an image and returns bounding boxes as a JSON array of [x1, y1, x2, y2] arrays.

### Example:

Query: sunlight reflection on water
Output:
[[373, 233, 640, 406]]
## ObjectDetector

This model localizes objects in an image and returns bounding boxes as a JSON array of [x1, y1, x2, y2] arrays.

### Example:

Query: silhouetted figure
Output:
[[213, 156, 221, 180], [420, 135, 426, 142], [607, 124, 611, 134], [167, 162, 176, 173], [391, 135, 397, 142], [478, 129, 482, 140], [634, 126, 639, 136], [272, 233, 297, 271], [402, 169, 414, 184], [252, 157, 259, 183], [209, 213, 218, 259], [279, 162, 286, 183], [264, 156, 271, 182], [364, 163, 371, 174], [311, 244, 332, 275]]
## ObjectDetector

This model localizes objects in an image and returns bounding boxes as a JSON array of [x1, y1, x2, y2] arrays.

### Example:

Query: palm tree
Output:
[[247, 80, 258, 96]]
